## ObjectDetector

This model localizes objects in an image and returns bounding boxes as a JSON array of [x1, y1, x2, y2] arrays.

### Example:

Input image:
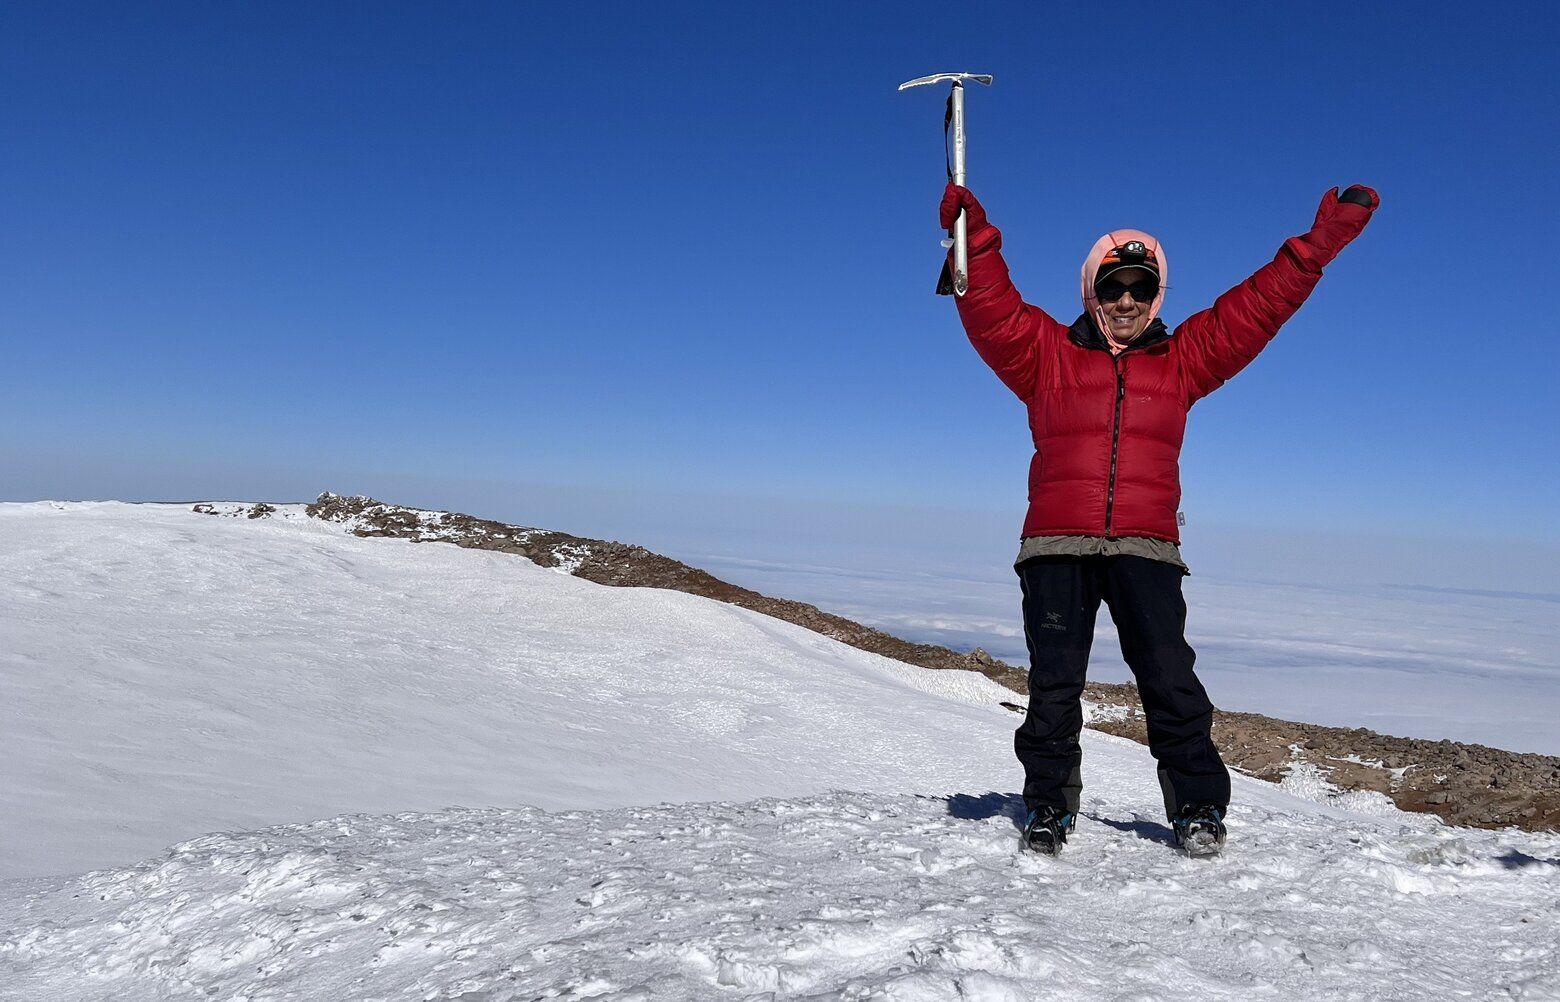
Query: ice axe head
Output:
[[897, 72, 993, 91], [897, 72, 994, 175]]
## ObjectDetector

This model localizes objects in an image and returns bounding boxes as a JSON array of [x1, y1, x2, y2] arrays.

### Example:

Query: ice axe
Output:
[[898, 72, 993, 296]]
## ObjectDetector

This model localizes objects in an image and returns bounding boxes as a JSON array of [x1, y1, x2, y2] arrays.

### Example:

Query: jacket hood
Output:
[[1081, 229, 1168, 351]]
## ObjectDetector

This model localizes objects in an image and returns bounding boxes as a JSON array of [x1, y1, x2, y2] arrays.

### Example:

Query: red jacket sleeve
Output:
[[953, 224, 1067, 405], [1176, 197, 1373, 402]]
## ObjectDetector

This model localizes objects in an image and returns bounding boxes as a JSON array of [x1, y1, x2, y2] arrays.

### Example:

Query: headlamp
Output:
[[1117, 240, 1148, 265]]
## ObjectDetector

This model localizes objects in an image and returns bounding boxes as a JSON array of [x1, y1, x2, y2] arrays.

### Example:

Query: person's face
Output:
[[1095, 267, 1157, 342]]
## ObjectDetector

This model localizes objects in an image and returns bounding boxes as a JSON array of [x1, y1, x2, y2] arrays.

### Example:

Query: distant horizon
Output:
[[5, 473, 1555, 598]]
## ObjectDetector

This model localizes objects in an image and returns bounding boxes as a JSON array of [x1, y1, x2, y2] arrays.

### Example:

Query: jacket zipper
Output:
[[1104, 354, 1126, 535]]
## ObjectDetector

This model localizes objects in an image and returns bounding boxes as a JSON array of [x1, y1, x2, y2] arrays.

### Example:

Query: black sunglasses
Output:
[[1095, 279, 1159, 303]]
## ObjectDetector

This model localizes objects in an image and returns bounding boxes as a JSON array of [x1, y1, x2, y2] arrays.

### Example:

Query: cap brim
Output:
[[1094, 262, 1160, 286]]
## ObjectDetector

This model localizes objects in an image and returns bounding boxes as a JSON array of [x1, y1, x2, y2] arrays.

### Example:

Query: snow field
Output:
[[0, 502, 1013, 879], [3, 792, 1558, 1000], [3, 501, 1559, 999]]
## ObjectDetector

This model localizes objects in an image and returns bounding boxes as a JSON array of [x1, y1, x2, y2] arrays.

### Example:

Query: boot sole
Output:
[[1021, 836, 1064, 856], [1020, 826, 1069, 856], [1178, 831, 1226, 858]]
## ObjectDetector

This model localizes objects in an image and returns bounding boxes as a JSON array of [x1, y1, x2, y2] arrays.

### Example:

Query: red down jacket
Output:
[[954, 187, 1375, 544]]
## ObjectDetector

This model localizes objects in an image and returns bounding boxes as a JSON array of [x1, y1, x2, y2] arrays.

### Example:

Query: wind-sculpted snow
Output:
[[3, 792, 1558, 1000], [0, 501, 1018, 879]]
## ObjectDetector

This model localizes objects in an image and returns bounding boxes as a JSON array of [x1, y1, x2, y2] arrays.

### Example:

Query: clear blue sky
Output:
[[3, 2, 1557, 583]]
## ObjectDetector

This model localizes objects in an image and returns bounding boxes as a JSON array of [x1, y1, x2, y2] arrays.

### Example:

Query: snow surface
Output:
[[6, 792, 1560, 1001], [2, 501, 1559, 999], [0, 502, 1004, 880]]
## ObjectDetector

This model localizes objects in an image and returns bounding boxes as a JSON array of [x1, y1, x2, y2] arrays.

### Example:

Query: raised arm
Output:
[[1177, 185, 1379, 402], [942, 184, 1068, 404]]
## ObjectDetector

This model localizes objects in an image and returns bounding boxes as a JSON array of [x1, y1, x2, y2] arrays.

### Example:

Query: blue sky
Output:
[[3, 2, 1557, 589]]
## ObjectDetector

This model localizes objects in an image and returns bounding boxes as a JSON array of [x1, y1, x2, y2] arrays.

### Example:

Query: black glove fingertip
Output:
[[1338, 186, 1374, 208]]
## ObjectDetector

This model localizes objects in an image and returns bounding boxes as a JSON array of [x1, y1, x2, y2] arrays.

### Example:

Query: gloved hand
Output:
[[1301, 184, 1378, 260], [940, 183, 991, 234], [1338, 185, 1377, 208]]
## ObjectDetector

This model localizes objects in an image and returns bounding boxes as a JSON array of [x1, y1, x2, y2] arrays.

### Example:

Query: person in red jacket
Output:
[[940, 183, 1378, 855]]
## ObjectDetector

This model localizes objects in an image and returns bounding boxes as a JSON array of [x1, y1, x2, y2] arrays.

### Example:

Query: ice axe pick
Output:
[[898, 71, 993, 296]]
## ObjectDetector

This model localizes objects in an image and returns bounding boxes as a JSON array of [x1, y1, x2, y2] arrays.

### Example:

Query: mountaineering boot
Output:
[[1020, 806, 1076, 856], [1172, 804, 1227, 857]]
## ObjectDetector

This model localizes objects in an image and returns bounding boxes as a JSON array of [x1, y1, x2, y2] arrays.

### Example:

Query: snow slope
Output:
[[2, 502, 1558, 1000], [0, 502, 1004, 880]]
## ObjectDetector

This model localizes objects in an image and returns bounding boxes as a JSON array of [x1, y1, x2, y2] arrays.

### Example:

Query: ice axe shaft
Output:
[[898, 72, 993, 296], [950, 83, 968, 291]]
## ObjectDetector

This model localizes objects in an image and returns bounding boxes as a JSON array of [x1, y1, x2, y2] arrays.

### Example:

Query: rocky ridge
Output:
[[301, 493, 1014, 685], [213, 493, 1559, 833]]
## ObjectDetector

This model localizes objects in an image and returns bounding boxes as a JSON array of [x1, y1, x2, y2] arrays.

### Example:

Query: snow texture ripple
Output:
[[3, 793, 1559, 1000]]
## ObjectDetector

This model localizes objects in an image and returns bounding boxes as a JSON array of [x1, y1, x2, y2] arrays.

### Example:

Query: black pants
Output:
[[1015, 554, 1230, 820]]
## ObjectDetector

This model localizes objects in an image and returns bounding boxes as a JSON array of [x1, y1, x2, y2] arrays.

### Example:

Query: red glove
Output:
[[1301, 184, 1378, 260], [939, 183, 991, 234]]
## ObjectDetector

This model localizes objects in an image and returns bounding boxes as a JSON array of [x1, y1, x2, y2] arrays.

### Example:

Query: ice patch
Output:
[[550, 543, 592, 575], [1279, 751, 1417, 820], [1083, 699, 1135, 725]]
